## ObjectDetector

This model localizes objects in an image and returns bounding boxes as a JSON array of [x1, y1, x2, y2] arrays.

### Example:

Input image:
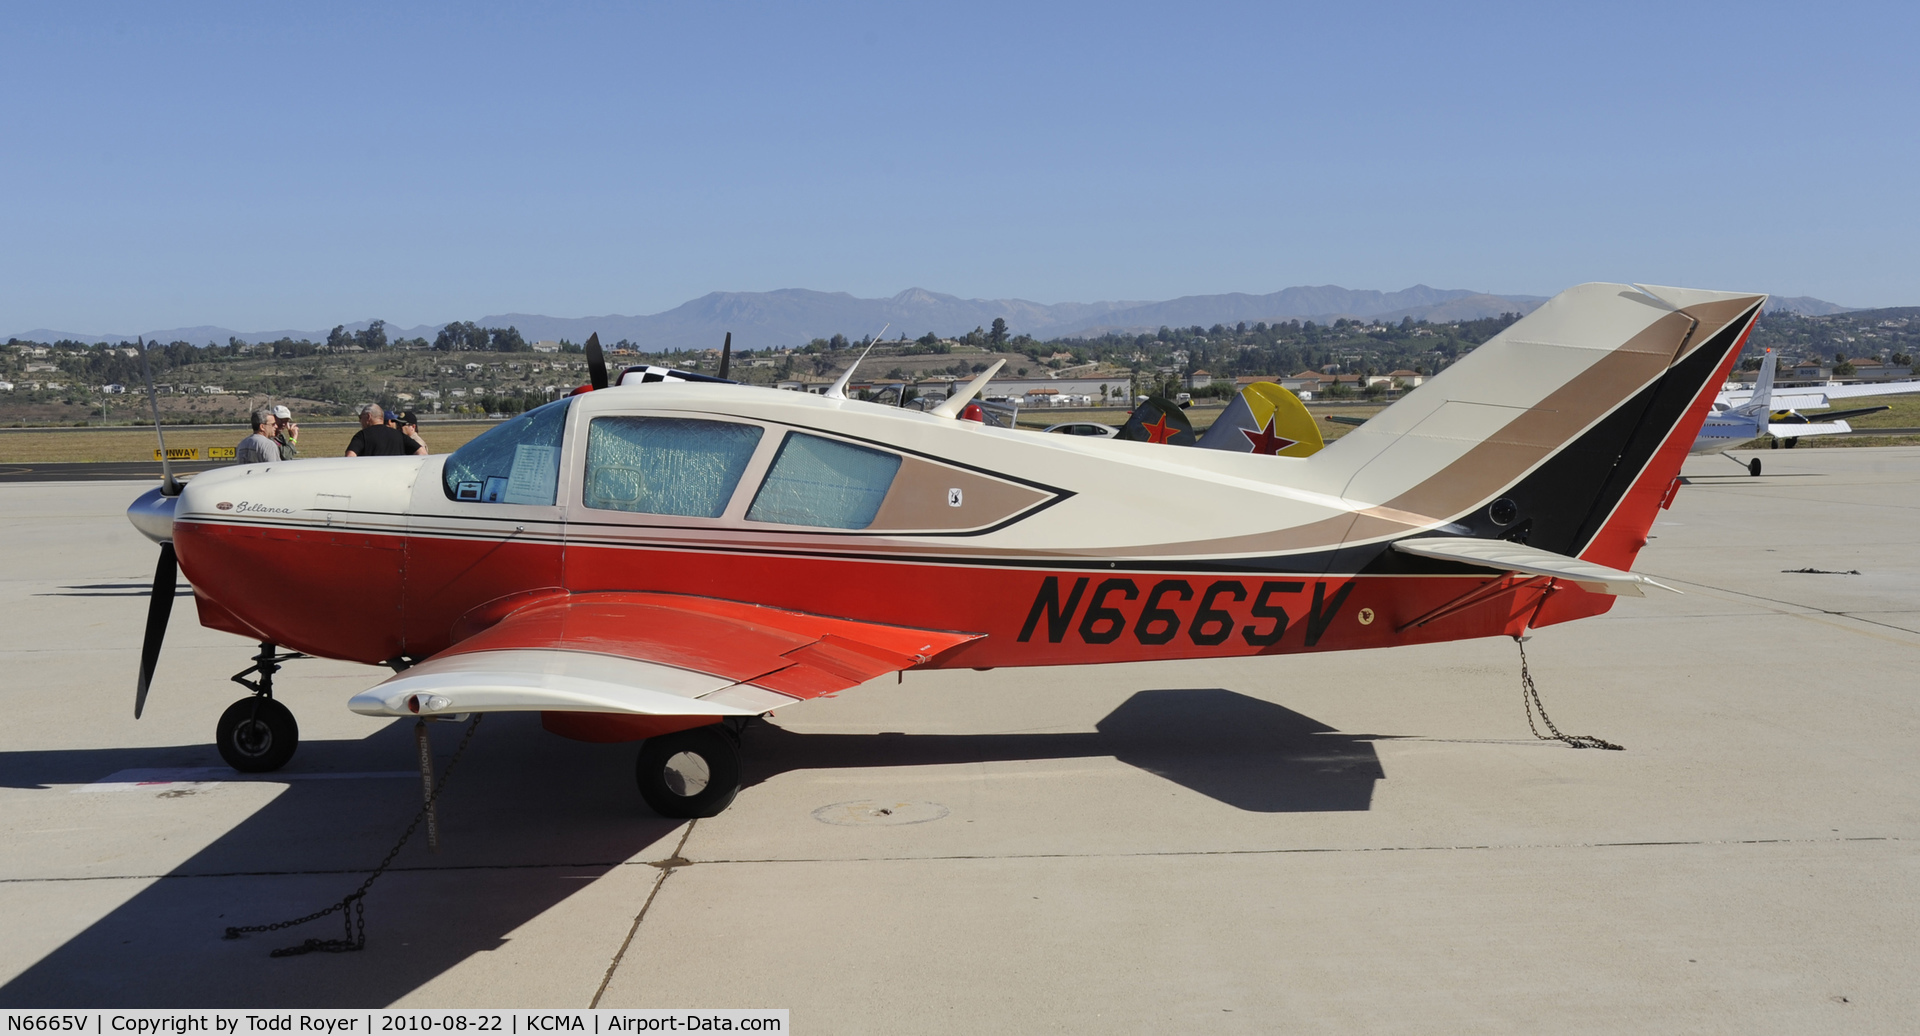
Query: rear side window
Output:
[[443, 397, 571, 505], [584, 417, 763, 518], [746, 433, 901, 529]]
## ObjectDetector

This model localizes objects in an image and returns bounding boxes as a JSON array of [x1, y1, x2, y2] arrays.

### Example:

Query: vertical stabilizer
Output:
[[1742, 348, 1777, 415], [1295, 282, 1764, 569]]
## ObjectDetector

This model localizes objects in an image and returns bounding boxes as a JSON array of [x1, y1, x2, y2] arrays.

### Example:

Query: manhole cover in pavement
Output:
[[811, 800, 950, 826]]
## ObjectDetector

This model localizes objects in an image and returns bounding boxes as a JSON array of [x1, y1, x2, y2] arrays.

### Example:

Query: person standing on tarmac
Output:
[[235, 409, 282, 464], [270, 404, 299, 458], [344, 403, 422, 457], [397, 409, 429, 455]]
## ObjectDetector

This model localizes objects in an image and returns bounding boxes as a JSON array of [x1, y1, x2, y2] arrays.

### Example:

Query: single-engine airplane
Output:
[[125, 282, 1763, 817], [1695, 348, 1892, 475]]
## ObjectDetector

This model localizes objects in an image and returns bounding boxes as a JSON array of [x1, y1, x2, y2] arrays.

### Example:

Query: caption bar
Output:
[[1, 1013, 786, 1035]]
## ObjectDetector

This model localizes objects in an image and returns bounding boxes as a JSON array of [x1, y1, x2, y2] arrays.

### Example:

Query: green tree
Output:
[[989, 318, 1008, 346]]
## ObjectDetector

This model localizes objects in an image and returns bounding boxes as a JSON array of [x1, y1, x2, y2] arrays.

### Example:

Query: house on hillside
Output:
[[776, 375, 836, 394]]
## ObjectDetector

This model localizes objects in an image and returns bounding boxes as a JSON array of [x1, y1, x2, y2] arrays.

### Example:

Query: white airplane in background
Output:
[[1695, 349, 1898, 475]]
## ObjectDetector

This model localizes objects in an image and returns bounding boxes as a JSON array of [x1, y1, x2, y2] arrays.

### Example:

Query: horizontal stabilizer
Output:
[[1391, 537, 1679, 598]]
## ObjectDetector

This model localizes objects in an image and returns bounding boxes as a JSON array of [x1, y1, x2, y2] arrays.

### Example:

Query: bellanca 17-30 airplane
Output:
[[125, 281, 1763, 817]]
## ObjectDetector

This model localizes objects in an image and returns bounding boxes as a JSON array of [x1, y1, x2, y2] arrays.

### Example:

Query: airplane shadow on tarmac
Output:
[[745, 687, 1388, 814], [0, 688, 1382, 1007]]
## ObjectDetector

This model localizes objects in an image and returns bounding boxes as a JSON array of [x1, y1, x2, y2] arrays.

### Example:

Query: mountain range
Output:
[[7, 285, 1856, 352]]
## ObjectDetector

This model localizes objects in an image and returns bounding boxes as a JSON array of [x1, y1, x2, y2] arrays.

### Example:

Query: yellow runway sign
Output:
[[208, 446, 235, 459], [154, 448, 199, 461]]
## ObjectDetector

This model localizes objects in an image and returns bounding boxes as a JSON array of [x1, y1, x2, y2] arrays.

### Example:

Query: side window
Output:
[[442, 397, 571, 505], [746, 432, 902, 529], [584, 417, 763, 518]]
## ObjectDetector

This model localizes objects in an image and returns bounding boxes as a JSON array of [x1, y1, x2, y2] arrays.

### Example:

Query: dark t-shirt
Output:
[[346, 425, 415, 457]]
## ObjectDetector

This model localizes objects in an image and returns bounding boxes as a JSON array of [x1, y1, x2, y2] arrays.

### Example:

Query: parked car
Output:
[[1042, 422, 1119, 437]]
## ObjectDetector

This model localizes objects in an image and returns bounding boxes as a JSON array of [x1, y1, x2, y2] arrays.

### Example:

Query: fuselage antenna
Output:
[[824, 323, 889, 400]]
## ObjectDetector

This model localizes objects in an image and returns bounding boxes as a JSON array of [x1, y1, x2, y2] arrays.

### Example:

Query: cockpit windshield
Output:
[[442, 397, 572, 505]]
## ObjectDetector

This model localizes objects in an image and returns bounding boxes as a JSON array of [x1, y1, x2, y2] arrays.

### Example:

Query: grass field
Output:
[[0, 421, 498, 463]]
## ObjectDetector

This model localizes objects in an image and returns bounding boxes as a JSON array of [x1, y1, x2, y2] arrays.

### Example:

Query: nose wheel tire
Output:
[[216, 696, 299, 773], [1749, 458, 1762, 477], [636, 725, 741, 818]]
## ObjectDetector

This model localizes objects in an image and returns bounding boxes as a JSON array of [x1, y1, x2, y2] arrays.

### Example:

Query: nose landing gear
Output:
[[216, 642, 305, 773]]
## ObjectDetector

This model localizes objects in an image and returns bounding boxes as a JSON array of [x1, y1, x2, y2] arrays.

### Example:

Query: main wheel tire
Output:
[[216, 696, 299, 773], [636, 726, 740, 818], [1786, 437, 1799, 449], [1749, 458, 1762, 477]]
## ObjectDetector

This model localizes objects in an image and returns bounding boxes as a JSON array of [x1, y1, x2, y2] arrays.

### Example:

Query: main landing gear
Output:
[[216, 642, 305, 773], [635, 722, 745, 818]]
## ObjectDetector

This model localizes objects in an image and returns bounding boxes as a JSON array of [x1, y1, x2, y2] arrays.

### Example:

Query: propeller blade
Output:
[[717, 332, 731, 381], [585, 333, 608, 390], [135, 543, 178, 719]]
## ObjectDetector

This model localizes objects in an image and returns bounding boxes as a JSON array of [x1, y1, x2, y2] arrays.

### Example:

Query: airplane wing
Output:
[[1806, 380, 1920, 401], [1766, 420, 1850, 438], [348, 593, 982, 720], [1726, 380, 1920, 407], [1806, 405, 1891, 423], [1391, 537, 1679, 597]]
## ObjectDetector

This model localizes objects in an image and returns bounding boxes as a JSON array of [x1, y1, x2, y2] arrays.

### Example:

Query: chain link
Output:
[[224, 713, 484, 956], [1517, 637, 1622, 751]]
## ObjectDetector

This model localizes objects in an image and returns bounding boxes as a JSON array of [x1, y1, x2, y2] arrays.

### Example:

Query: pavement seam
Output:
[[589, 819, 698, 1009], [0, 834, 1899, 883], [1650, 575, 1920, 638]]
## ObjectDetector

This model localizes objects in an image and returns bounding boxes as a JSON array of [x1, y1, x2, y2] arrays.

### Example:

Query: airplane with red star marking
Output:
[[1240, 418, 1296, 454], [125, 282, 1762, 817], [1199, 381, 1325, 458]]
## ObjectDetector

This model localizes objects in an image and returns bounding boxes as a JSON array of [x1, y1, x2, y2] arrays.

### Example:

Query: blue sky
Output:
[[5, 1, 1916, 334]]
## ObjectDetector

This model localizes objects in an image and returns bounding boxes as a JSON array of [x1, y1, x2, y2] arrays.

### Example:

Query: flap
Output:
[[349, 592, 982, 718], [1391, 537, 1679, 598]]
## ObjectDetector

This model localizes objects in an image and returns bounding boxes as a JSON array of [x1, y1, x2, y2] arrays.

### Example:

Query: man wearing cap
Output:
[[345, 403, 421, 457], [396, 410, 429, 455], [235, 409, 282, 464], [270, 404, 299, 458]]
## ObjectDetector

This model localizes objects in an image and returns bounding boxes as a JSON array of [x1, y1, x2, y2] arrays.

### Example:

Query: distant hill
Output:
[[7, 285, 1868, 351], [1764, 296, 1856, 316]]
